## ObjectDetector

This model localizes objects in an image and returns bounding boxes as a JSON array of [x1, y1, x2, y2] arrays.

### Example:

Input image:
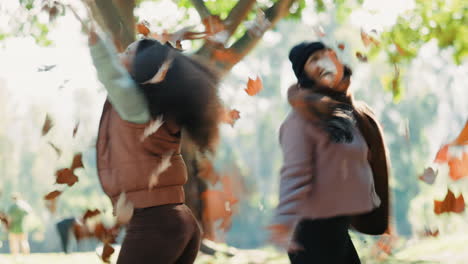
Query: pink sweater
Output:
[[273, 110, 381, 229]]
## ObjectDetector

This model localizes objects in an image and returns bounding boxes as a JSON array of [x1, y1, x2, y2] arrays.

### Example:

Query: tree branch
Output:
[[224, 0, 256, 34], [199, 0, 298, 76], [190, 0, 211, 19], [91, 0, 135, 50]]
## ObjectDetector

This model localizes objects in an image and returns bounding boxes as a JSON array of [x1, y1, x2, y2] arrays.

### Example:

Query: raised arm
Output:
[[89, 32, 151, 124]]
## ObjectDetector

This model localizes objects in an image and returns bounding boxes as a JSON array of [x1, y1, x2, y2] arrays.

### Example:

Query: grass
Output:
[[1, 235, 468, 264]]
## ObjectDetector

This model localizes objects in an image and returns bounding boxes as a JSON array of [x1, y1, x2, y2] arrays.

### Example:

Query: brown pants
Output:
[[117, 203, 201, 264]]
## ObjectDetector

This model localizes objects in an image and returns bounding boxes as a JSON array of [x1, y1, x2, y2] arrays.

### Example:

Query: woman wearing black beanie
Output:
[[270, 42, 391, 264]]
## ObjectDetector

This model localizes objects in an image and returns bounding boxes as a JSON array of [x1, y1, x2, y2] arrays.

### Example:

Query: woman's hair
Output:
[[131, 39, 222, 153]]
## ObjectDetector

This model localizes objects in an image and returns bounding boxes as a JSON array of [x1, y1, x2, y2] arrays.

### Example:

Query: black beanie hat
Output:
[[132, 39, 174, 83], [289, 42, 326, 86]]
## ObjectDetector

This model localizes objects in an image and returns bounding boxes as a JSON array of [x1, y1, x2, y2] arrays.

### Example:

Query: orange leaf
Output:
[[101, 243, 115, 263], [221, 108, 240, 127], [198, 159, 219, 185], [71, 153, 84, 172], [201, 190, 234, 222], [55, 168, 78, 187], [434, 189, 465, 215], [44, 190, 62, 200], [83, 209, 101, 222], [361, 29, 380, 47], [355, 52, 368, 62], [202, 15, 225, 35], [394, 42, 408, 56], [244, 76, 263, 96], [448, 153, 468, 181], [423, 228, 439, 237], [434, 144, 450, 163], [136, 21, 151, 36], [42, 114, 53, 136], [452, 120, 468, 145], [337, 43, 345, 50]]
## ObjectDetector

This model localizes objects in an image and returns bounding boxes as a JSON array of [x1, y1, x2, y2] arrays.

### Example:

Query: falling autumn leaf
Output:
[[148, 152, 172, 189], [244, 76, 263, 96], [202, 15, 225, 35], [38, 64, 57, 72], [115, 192, 134, 225], [55, 168, 79, 187], [201, 190, 237, 224], [361, 29, 380, 47], [375, 234, 395, 255], [221, 108, 240, 127], [418, 167, 438, 184], [0, 212, 9, 228], [94, 222, 120, 244], [47, 141, 62, 157], [44, 190, 62, 200], [42, 114, 53, 136], [83, 209, 101, 222], [71, 153, 84, 172], [434, 189, 465, 215], [198, 159, 219, 186], [355, 52, 368, 62], [434, 144, 450, 163], [452, 120, 468, 146], [338, 43, 345, 50], [423, 228, 439, 237], [244, 9, 271, 38], [73, 122, 79, 137], [394, 42, 408, 56], [448, 153, 468, 181], [136, 20, 151, 36], [101, 243, 115, 263], [141, 58, 173, 85], [313, 25, 326, 37], [140, 115, 165, 142]]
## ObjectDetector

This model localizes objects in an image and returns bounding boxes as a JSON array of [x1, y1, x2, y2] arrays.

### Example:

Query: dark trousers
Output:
[[288, 216, 361, 264], [56, 217, 77, 253], [117, 203, 201, 264]]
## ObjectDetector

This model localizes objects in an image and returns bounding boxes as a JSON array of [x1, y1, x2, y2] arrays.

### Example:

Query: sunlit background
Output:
[[0, 0, 467, 263]]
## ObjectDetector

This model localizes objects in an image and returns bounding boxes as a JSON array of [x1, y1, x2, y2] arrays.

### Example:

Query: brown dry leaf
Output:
[[355, 52, 368, 62], [55, 168, 79, 187], [244, 76, 263, 96], [71, 153, 84, 172], [434, 189, 465, 214], [72, 221, 93, 241], [73, 122, 79, 137], [94, 222, 120, 244], [202, 15, 225, 35], [148, 152, 173, 189], [101, 243, 115, 263], [198, 159, 219, 186], [201, 190, 234, 223], [136, 20, 151, 36], [244, 9, 271, 38], [0, 211, 9, 228], [140, 116, 164, 142], [44, 190, 62, 200], [47, 141, 62, 157], [83, 209, 101, 222], [418, 167, 438, 185], [42, 114, 53, 136], [141, 58, 173, 85], [452, 121, 468, 145], [434, 144, 450, 163], [423, 228, 439, 237], [361, 29, 380, 47], [448, 153, 468, 181], [375, 234, 395, 255], [221, 108, 240, 127], [394, 42, 408, 56], [115, 192, 134, 225]]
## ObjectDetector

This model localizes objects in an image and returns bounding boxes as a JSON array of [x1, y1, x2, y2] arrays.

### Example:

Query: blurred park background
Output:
[[0, 0, 467, 263]]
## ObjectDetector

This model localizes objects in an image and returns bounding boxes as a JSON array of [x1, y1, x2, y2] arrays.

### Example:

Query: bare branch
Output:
[[91, 0, 135, 49], [198, 0, 298, 76], [190, 0, 211, 19], [224, 0, 256, 34]]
